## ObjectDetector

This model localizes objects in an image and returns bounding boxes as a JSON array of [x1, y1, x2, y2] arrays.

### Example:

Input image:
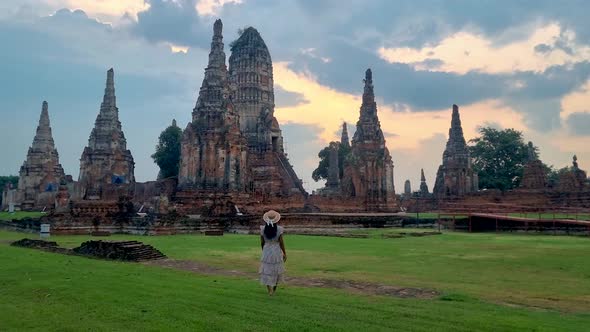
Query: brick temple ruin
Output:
[[175, 20, 306, 215], [5, 19, 590, 234], [433, 104, 478, 197], [229, 26, 307, 200], [177, 20, 249, 194], [14, 101, 66, 210], [1, 20, 310, 219], [310, 69, 398, 212], [419, 169, 429, 196], [519, 142, 547, 190], [78, 68, 136, 201]]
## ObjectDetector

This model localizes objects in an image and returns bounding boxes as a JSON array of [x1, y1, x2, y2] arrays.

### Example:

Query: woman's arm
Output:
[[279, 235, 287, 262], [260, 236, 265, 250]]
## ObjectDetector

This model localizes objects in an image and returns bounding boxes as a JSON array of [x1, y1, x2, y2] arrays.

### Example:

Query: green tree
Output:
[[151, 120, 182, 179], [0, 175, 18, 205], [312, 142, 351, 182], [546, 166, 571, 188], [469, 127, 538, 191]]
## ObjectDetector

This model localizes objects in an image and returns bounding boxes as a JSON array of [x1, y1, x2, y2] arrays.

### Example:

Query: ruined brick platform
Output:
[[10, 238, 166, 261], [73, 240, 166, 261], [11, 238, 59, 249]]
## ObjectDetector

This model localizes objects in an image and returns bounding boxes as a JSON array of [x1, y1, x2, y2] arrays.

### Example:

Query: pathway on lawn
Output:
[[144, 259, 440, 299]]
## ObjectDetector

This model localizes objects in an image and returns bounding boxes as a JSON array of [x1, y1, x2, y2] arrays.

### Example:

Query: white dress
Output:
[[259, 225, 285, 286]]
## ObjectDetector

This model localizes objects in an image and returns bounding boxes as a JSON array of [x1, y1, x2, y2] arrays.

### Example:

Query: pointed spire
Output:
[[78, 68, 134, 194], [102, 68, 116, 110], [340, 122, 350, 148], [32, 101, 55, 150], [207, 19, 225, 69], [434, 104, 475, 196], [365, 68, 372, 83], [172, 119, 177, 127], [352, 68, 383, 145], [193, 19, 231, 121], [446, 104, 466, 149], [451, 104, 461, 127], [420, 168, 429, 195], [40, 101, 49, 128], [18, 101, 65, 200], [213, 19, 222, 37], [362, 68, 375, 108], [86, 68, 126, 151]]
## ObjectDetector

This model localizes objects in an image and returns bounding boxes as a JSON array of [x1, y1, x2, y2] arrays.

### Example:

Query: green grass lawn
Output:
[[1, 230, 589, 331], [0, 211, 45, 221], [508, 212, 590, 220], [402, 212, 468, 219], [404, 211, 590, 221]]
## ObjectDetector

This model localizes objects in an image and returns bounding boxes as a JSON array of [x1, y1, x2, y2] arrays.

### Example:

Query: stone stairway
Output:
[[204, 222, 224, 236], [277, 152, 307, 196]]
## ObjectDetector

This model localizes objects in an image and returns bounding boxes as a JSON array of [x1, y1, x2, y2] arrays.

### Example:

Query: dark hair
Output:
[[263, 223, 278, 239]]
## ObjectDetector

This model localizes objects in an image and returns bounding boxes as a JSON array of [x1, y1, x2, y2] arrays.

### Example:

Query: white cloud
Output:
[[300, 48, 332, 63], [195, 0, 241, 16], [169, 43, 190, 53], [379, 23, 590, 74], [44, 0, 149, 22], [561, 79, 590, 120]]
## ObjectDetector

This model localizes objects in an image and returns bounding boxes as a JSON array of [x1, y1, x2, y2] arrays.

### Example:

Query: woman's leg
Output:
[[266, 285, 273, 295]]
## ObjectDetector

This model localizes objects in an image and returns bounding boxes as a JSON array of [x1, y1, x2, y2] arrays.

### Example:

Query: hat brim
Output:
[[263, 210, 281, 223]]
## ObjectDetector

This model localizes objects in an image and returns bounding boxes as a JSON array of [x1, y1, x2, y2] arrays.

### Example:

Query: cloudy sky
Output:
[[1, 0, 590, 193]]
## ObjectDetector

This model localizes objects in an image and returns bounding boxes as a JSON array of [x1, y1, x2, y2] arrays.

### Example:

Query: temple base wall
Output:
[[1, 213, 406, 236], [437, 189, 590, 212], [307, 195, 399, 213]]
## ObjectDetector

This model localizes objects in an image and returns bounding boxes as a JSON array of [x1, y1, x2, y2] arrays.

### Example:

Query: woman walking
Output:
[[259, 210, 287, 295]]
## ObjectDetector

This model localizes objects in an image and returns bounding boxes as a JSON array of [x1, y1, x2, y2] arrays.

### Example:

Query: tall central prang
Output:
[[178, 19, 248, 192], [228, 26, 306, 198]]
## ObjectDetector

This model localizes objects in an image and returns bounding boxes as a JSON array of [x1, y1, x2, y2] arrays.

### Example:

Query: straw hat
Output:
[[263, 210, 281, 225]]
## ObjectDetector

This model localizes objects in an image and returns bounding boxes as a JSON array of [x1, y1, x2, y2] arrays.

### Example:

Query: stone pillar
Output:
[[326, 142, 340, 189]]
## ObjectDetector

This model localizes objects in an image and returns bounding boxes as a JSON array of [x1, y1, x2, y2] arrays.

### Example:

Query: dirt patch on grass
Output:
[[145, 259, 440, 299]]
